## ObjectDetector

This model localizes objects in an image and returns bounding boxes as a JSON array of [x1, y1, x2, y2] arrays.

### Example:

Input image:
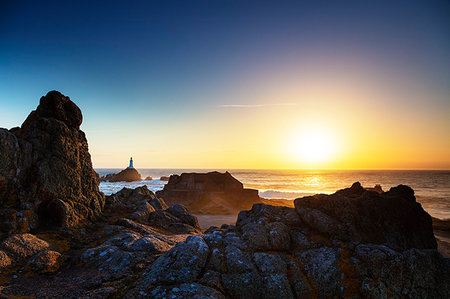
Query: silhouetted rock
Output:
[[100, 167, 142, 182], [156, 171, 260, 214], [294, 182, 436, 250], [0, 91, 104, 236], [160, 176, 170, 181]]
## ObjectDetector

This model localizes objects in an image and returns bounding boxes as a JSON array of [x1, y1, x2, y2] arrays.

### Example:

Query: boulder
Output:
[[0, 91, 104, 236], [27, 249, 63, 273], [105, 186, 160, 223], [294, 182, 437, 250], [156, 171, 260, 214]]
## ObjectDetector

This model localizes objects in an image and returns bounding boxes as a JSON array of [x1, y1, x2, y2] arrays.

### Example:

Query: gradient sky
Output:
[[1, 0, 449, 169]]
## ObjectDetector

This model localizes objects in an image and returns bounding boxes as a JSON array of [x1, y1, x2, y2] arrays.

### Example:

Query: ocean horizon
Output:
[[97, 168, 450, 220]]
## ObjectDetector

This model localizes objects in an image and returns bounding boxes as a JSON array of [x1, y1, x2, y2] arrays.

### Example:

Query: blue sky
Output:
[[1, 1, 449, 168]]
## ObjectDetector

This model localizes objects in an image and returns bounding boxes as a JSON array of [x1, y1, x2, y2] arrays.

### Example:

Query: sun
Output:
[[290, 126, 336, 165]]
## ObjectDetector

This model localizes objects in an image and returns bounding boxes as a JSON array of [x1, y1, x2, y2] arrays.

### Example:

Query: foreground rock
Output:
[[1, 183, 449, 298], [0, 91, 104, 237], [128, 183, 448, 298], [100, 167, 142, 182], [156, 171, 261, 214], [106, 186, 201, 234]]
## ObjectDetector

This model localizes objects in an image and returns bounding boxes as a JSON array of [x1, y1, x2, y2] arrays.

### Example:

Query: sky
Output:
[[1, 0, 449, 169]]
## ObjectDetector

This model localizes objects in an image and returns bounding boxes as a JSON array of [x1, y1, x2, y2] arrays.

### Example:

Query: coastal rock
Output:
[[0, 184, 448, 298], [144, 176, 152, 181], [0, 233, 64, 275], [131, 235, 210, 294], [100, 167, 142, 182], [148, 209, 201, 234], [294, 182, 437, 250], [0, 91, 104, 235], [105, 186, 159, 223], [156, 171, 261, 214], [26, 249, 63, 273], [105, 185, 200, 234], [160, 176, 170, 181]]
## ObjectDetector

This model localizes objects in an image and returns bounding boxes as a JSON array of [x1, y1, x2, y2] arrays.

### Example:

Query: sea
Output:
[[96, 169, 450, 220]]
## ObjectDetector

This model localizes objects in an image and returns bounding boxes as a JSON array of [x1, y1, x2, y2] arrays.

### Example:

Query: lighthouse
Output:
[[128, 157, 134, 168]]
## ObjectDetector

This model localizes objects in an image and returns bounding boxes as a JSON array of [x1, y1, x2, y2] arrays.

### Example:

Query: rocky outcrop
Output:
[[1, 183, 448, 298], [0, 233, 63, 275], [128, 183, 449, 298], [0, 91, 104, 236], [105, 186, 201, 234], [156, 171, 260, 214], [294, 182, 436, 250], [100, 167, 142, 182]]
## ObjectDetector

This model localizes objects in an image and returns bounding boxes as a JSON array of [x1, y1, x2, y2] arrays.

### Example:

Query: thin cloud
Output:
[[217, 103, 297, 108]]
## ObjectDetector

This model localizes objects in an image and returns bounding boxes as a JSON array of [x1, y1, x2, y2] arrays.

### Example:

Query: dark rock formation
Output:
[[100, 167, 142, 182], [144, 176, 152, 181], [160, 176, 170, 181], [0, 91, 104, 236], [1, 183, 448, 298], [106, 185, 201, 234], [128, 183, 448, 298], [156, 171, 260, 214], [294, 182, 436, 250]]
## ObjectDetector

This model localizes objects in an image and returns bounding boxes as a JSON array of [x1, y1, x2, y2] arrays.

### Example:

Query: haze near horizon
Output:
[[1, 1, 449, 170]]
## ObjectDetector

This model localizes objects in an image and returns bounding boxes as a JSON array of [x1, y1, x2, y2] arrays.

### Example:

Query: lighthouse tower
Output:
[[128, 157, 134, 168]]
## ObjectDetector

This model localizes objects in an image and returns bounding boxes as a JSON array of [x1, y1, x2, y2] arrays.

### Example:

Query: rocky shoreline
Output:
[[0, 92, 449, 298]]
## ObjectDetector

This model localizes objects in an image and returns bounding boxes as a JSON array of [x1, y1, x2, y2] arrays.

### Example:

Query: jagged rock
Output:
[[166, 204, 200, 228], [131, 236, 210, 293], [105, 186, 160, 223], [159, 176, 170, 181], [0, 91, 104, 236], [148, 204, 201, 234], [1, 179, 448, 298], [294, 182, 437, 250], [156, 171, 260, 214]]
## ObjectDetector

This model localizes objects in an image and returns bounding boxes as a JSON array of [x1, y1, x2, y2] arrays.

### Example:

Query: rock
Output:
[[295, 247, 342, 297], [166, 204, 200, 228], [148, 209, 201, 234], [100, 167, 142, 182], [159, 176, 170, 181], [1, 233, 50, 261], [0, 91, 104, 235], [105, 186, 161, 223], [27, 249, 63, 273], [294, 182, 437, 250], [0, 250, 12, 271], [146, 283, 226, 299], [156, 171, 260, 214], [132, 236, 210, 291]]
